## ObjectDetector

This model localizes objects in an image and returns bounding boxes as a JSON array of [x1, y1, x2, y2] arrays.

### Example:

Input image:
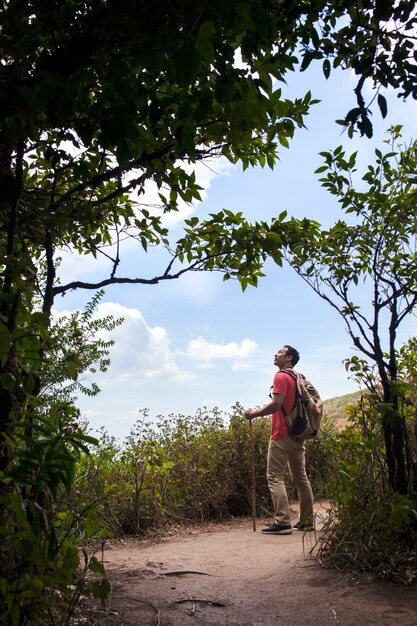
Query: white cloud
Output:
[[232, 360, 254, 371], [183, 336, 258, 362], [55, 248, 112, 286], [96, 302, 196, 382], [81, 408, 101, 419], [128, 155, 235, 229], [196, 362, 215, 370], [55, 301, 196, 383], [52, 301, 261, 396]]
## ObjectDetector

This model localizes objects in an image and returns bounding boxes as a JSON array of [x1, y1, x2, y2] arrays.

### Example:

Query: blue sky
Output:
[[54, 62, 417, 441]]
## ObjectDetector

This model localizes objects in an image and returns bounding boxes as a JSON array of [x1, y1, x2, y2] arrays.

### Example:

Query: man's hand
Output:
[[244, 394, 283, 421]]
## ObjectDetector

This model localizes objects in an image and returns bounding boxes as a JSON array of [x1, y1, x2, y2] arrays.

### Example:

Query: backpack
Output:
[[280, 369, 323, 440]]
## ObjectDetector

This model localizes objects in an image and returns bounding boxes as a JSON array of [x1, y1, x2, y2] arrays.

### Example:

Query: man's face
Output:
[[274, 346, 292, 369]]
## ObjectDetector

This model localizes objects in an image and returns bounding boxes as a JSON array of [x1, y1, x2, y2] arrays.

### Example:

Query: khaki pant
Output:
[[266, 438, 314, 526]]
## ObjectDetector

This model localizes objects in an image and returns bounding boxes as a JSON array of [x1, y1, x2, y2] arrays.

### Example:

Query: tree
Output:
[[1, 1, 416, 440], [283, 126, 417, 494], [298, 0, 417, 138], [40, 289, 124, 404], [0, 292, 119, 624], [0, 3, 318, 618], [2, 1, 417, 618]]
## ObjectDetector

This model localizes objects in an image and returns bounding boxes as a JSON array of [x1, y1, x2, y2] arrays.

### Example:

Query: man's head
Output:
[[284, 345, 300, 366], [274, 345, 300, 369]]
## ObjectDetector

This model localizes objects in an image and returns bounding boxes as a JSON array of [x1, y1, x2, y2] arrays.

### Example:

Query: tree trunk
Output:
[[381, 384, 408, 495], [0, 142, 24, 477]]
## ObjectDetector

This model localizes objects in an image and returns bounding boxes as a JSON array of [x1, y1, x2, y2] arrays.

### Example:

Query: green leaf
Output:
[[360, 115, 373, 138], [300, 51, 314, 72], [345, 108, 361, 124], [378, 93, 388, 118], [89, 556, 107, 576], [92, 578, 112, 607], [0, 373, 15, 390]]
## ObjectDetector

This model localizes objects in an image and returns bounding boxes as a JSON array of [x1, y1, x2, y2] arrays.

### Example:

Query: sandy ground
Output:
[[80, 503, 417, 626]]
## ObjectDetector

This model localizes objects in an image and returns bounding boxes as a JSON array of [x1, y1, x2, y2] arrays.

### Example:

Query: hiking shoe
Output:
[[293, 521, 315, 531], [261, 523, 293, 535]]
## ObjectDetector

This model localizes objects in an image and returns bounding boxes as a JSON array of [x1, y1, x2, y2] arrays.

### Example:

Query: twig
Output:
[[162, 570, 211, 577], [119, 593, 161, 626], [172, 598, 226, 607]]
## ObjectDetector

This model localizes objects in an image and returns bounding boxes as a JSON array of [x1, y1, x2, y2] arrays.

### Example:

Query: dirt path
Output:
[[82, 504, 417, 625]]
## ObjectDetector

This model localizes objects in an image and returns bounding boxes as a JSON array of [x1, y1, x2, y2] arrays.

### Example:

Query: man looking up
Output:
[[245, 345, 314, 534]]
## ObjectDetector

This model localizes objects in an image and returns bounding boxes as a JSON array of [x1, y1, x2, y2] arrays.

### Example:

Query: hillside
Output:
[[323, 389, 362, 430]]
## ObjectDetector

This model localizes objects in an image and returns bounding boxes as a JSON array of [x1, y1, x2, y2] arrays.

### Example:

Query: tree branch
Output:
[[52, 255, 216, 297]]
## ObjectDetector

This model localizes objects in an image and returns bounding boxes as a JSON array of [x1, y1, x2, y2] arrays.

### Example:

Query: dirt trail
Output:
[[83, 504, 417, 625]]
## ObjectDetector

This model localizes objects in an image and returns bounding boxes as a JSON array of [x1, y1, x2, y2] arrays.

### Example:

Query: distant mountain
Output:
[[323, 390, 362, 430]]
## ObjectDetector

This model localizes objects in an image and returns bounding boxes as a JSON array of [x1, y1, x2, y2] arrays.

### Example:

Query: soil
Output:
[[79, 503, 417, 626]]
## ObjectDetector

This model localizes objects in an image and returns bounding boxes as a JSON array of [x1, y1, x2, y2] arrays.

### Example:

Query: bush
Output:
[[315, 396, 417, 584], [69, 403, 335, 537], [0, 413, 110, 625]]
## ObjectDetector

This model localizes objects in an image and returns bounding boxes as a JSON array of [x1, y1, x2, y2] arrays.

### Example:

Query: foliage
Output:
[[41, 289, 124, 402], [283, 126, 417, 494], [2, 1, 417, 619], [0, 294, 119, 624], [315, 394, 417, 584], [69, 404, 336, 537], [71, 406, 268, 535], [299, 1, 417, 137], [303, 410, 339, 500], [0, 412, 110, 625]]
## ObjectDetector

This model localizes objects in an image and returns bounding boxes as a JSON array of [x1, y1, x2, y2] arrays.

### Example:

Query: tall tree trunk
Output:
[[0, 140, 23, 476]]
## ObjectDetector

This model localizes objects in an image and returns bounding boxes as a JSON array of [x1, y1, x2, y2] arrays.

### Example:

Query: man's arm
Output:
[[244, 393, 284, 420]]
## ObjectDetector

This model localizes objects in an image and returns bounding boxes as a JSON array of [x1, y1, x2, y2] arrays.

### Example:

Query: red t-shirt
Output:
[[270, 369, 298, 440]]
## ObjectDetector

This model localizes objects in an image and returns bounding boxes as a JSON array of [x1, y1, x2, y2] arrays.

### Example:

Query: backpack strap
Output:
[[280, 368, 299, 382], [281, 368, 306, 381], [278, 369, 299, 416]]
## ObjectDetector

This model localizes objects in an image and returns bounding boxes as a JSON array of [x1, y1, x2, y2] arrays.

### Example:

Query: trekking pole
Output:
[[249, 418, 256, 532]]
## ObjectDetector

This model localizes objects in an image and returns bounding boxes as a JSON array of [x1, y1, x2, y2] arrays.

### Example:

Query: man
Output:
[[244, 345, 314, 535]]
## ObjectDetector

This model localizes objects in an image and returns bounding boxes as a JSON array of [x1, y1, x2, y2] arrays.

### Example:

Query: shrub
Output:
[[69, 403, 335, 536], [0, 414, 110, 625], [315, 396, 417, 583]]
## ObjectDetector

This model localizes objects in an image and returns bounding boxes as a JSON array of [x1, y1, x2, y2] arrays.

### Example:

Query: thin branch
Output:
[[110, 225, 121, 280], [54, 146, 173, 210], [43, 230, 56, 316], [161, 570, 211, 577], [289, 264, 379, 363], [118, 593, 161, 626]]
